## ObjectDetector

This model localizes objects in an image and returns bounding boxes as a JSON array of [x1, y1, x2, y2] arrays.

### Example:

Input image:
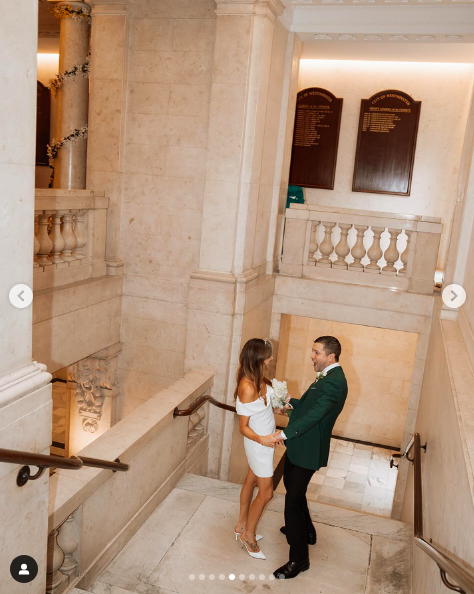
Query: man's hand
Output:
[[272, 430, 285, 446], [259, 431, 284, 448]]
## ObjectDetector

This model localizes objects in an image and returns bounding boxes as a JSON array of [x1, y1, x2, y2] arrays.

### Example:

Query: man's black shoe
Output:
[[280, 525, 317, 545], [273, 559, 310, 579]]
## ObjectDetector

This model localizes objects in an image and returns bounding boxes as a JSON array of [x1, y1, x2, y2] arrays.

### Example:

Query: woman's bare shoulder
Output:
[[238, 378, 258, 403]]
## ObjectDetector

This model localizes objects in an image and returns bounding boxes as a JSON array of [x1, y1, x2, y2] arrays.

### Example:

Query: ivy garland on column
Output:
[[49, 52, 90, 96], [47, 126, 88, 187]]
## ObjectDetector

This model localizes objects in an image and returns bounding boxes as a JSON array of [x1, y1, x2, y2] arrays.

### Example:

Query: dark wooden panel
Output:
[[36, 81, 51, 166], [289, 87, 343, 190], [352, 89, 421, 196]]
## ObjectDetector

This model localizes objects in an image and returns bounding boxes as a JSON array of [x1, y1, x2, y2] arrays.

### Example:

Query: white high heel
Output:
[[239, 534, 266, 560], [234, 531, 262, 542]]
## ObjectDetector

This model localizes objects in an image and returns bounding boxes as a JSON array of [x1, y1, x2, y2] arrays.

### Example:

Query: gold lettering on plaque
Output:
[[294, 104, 334, 147]]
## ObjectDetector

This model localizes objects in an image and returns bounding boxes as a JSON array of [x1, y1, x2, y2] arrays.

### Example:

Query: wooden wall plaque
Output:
[[352, 89, 421, 196], [289, 87, 343, 190]]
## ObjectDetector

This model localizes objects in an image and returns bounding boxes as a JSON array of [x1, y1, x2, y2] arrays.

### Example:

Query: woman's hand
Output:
[[259, 432, 284, 448]]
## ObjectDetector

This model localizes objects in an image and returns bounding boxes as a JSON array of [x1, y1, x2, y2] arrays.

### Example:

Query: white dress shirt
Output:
[[279, 362, 340, 440]]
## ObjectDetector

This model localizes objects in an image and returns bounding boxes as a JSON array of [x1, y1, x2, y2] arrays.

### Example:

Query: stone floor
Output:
[[274, 438, 399, 517], [79, 473, 412, 594]]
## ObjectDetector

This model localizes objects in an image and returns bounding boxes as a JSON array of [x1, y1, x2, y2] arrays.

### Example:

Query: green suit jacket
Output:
[[284, 366, 348, 471]]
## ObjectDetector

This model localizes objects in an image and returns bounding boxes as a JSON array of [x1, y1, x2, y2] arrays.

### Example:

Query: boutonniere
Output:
[[313, 371, 327, 384]]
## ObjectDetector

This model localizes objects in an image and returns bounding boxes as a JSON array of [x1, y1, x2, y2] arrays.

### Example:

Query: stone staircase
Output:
[[75, 473, 412, 594]]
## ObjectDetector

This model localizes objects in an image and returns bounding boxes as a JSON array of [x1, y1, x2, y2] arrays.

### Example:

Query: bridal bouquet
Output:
[[271, 378, 293, 413]]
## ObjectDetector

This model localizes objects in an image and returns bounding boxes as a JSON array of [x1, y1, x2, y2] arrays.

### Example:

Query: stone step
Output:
[[91, 473, 412, 594], [178, 473, 412, 540]]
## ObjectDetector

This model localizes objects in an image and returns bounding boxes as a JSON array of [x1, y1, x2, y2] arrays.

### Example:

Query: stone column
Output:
[[185, 0, 286, 480], [1, 2, 53, 592], [67, 342, 121, 455], [85, 0, 128, 272], [49, 0, 91, 189]]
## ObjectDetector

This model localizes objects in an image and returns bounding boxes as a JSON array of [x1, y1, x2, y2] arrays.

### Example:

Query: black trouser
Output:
[[283, 453, 316, 563]]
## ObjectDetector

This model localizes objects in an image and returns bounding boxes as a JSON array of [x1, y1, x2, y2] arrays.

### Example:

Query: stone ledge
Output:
[[48, 369, 213, 530]]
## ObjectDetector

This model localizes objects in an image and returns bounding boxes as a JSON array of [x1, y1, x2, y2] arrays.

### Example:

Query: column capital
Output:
[[215, 0, 285, 20]]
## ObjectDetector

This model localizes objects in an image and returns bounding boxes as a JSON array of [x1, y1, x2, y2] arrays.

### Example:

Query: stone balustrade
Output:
[[34, 189, 113, 291], [280, 204, 443, 294]]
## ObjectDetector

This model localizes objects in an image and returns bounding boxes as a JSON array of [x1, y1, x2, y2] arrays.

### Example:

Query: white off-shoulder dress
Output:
[[236, 384, 276, 478]]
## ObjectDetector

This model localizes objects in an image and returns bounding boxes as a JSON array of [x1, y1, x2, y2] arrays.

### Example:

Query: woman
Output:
[[234, 338, 282, 560]]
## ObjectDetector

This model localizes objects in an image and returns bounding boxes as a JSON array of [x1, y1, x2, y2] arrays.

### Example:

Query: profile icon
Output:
[[10, 555, 38, 583]]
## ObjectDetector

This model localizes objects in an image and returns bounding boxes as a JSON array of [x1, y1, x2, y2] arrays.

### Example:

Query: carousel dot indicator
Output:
[[229, 574, 235, 580], [199, 574, 205, 580], [219, 574, 225, 580], [209, 574, 215, 580], [239, 573, 246, 580], [189, 574, 195, 580]]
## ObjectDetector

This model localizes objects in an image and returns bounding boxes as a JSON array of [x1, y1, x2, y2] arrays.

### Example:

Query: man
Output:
[[269, 336, 348, 579]]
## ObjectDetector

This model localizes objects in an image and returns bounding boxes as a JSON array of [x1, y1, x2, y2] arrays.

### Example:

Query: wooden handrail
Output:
[[0, 447, 129, 487], [393, 434, 474, 594], [173, 394, 236, 417]]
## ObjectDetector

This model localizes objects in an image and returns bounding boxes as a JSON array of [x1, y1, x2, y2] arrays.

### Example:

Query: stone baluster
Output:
[[72, 210, 87, 260], [57, 512, 79, 578], [399, 230, 412, 276], [46, 528, 66, 594], [37, 213, 54, 266], [34, 215, 40, 268], [187, 417, 197, 445], [316, 222, 336, 267], [60, 211, 77, 261], [49, 211, 66, 264], [333, 223, 352, 269], [195, 407, 206, 434], [349, 225, 367, 271], [307, 222, 319, 265], [365, 226, 384, 274], [382, 228, 400, 275]]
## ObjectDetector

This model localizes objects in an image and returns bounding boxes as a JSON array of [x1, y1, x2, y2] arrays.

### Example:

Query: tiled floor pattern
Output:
[[78, 474, 411, 594], [275, 438, 399, 517]]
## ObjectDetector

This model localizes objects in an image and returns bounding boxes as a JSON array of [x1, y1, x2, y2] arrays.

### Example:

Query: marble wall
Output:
[[118, 0, 216, 414], [251, 20, 288, 273], [401, 307, 474, 593], [276, 314, 419, 447], [298, 60, 474, 270], [0, 1, 53, 591], [460, 194, 474, 369], [32, 276, 122, 374]]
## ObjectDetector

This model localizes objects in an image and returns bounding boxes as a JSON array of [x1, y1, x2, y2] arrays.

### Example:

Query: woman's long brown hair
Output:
[[234, 338, 273, 402]]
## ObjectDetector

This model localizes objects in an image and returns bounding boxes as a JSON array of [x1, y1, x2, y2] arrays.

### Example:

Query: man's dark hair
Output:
[[314, 336, 341, 361]]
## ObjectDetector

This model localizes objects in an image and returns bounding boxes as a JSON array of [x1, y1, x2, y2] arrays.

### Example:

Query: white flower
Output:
[[314, 370, 328, 384], [271, 378, 289, 409]]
